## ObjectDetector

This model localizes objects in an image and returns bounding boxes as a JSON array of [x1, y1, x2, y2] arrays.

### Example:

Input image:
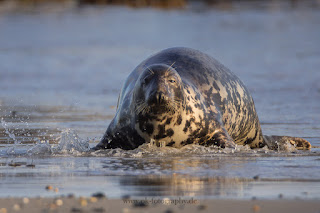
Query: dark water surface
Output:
[[0, 3, 320, 199]]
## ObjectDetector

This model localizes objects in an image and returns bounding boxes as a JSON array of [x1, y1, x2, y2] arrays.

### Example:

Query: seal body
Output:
[[95, 47, 311, 150]]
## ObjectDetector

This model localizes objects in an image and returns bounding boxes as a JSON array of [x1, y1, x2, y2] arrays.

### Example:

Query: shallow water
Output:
[[0, 2, 320, 200]]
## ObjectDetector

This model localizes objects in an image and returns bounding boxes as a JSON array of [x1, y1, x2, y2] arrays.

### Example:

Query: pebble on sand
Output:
[[122, 195, 130, 200], [13, 204, 20, 211], [253, 175, 260, 180], [133, 202, 148, 208], [68, 193, 75, 199], [92, 207, 106, 213], [8, 162, 22, 167], [0, 208, 7, 213], [252, 204, 261, 212], [90, 197, 98, 203], [45, 185, 53, 191], [122, 208, 130, 213], [80, 198, 88, 207], [91, 192, 106, 199], [197, 204, 207, 210], [71, 207, 83, 213], [49, 203, 57, 210]]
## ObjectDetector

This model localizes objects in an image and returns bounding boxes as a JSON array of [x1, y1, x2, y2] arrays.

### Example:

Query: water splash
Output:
[[1, 118, 20, 155], [91, 142, 271, 158], [0, 124, 310, 158], [27, 140, 52, 155], [52, 129, 90, 154], [89, 139, 315, 159], [27, 129, 90, 156]]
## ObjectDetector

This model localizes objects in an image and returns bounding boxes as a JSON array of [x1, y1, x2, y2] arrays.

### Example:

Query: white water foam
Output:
[[89, 140, 305, 158], [26, 129, 90, 156], [0, 120, 312, 158]]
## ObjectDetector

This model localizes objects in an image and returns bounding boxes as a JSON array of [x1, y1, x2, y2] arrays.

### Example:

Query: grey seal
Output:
[[95, 47, 311, 150]]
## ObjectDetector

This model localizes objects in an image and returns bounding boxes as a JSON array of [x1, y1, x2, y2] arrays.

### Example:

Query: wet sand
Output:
[[0, 196, 319, 213]]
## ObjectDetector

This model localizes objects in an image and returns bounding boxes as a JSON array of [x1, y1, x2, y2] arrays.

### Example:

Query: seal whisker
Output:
[[146, 66, 154, 74], [135, 102, 148, 114], [166, 61, 176, 72]]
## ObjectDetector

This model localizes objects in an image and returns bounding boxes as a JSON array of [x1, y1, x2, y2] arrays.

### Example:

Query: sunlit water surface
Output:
[[0, 3, 319, 200]]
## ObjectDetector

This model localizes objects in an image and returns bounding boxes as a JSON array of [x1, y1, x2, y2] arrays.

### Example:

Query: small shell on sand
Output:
[[22, 197, 29, 204], [55, 199, 63, 206], [163, 197, 171, 205]]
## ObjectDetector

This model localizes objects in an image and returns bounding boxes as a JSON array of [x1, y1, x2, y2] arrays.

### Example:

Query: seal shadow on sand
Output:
[[94, 47, 311, 152]]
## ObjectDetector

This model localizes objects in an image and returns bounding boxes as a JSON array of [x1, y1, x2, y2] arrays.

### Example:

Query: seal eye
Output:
[[169, 79, 176, 83]]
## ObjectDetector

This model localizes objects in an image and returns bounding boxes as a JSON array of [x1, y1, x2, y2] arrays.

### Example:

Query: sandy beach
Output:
[[0, 196, 320, 213]]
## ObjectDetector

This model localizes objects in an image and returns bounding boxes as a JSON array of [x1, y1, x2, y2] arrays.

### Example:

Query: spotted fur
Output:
[[95, 47, 311, 150]]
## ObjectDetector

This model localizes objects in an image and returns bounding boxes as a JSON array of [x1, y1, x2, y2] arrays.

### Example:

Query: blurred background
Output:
[[1, 0, 320, 11], [0, 0, 319, 144]]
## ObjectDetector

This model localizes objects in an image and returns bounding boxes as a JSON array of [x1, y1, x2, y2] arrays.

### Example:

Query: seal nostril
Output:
[[158, 92, 162, 104], [157, 92, 165, 104]]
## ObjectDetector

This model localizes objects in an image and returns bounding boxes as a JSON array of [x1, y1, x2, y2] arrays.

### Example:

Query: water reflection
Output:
[[0, 155, 253, 198], [101, 157, 228, 174], [119, 175, 250, 198], [0, 153, 319, 198]]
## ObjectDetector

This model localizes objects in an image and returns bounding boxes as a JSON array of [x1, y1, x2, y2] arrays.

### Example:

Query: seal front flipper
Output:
[[204, 129, 236, 149], [263, 135, 311, 150], [94, 133, 132, 150], [94, 127, 146, 150], [92, 133, 114, 150]]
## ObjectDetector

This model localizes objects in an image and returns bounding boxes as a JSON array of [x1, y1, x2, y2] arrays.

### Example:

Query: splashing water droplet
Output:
[[52, 129, 90, 154], [1, 118, 20, 154]]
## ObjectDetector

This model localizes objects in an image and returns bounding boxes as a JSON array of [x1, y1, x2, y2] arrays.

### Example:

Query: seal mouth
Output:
[[150, 105, 173, 115], [135, 98, 182, 115]]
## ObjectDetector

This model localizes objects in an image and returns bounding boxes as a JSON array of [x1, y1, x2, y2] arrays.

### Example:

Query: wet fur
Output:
[[95, 47, 311, 150]]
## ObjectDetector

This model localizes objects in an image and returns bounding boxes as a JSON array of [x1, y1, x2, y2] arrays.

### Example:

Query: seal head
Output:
[[133, 64, 185, 116]]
